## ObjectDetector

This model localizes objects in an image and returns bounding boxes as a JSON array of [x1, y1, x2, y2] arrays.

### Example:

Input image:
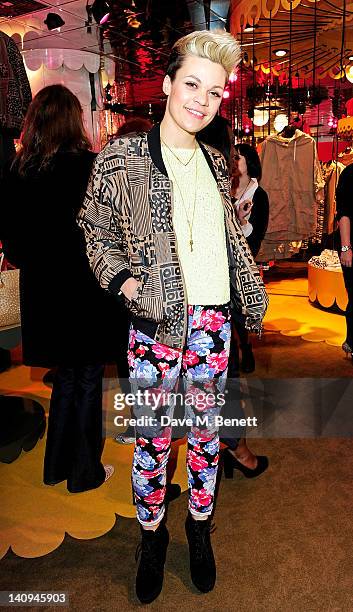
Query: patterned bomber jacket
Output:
[[77, 124, 268, 349]]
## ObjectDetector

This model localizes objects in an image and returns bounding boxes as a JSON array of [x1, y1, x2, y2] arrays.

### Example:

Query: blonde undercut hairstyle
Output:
[[166, 30, 241, 81]]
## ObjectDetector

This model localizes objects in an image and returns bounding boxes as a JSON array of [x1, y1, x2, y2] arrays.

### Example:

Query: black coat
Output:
[[246, 186, 269, 258], [1, 150, 128, 367], [336, 163, 353, 246], [232, 185, 269, 258]]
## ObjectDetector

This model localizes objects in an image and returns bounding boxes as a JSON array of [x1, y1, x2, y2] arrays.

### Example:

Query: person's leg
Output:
[[342, 265, 353, 351], [129, 326, 182, 603], [0, 132, 16, 179], [232, 316, 255, 373], [67, 363, 106, 493], [43, 367, 75, 485], [183, 304, 231, 592]]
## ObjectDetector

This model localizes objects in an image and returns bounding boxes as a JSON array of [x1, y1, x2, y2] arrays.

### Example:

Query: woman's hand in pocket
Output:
[[120, 277, 140, 301]]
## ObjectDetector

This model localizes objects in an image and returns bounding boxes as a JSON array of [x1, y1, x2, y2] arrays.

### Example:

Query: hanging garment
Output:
[[0, 31, 32, 136], [0, 31, 32, 174], [321, 161, 346, 235], [258, 129, 325, 260]]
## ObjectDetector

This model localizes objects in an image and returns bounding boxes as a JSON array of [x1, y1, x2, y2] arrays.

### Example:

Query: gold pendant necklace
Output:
[[235, 178, 252, 203], [162, 142, 198, 251], [161, 138, 197, 167]]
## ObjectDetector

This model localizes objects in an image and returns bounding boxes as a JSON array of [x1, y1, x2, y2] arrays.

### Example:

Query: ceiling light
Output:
[[253, 109, 269, 127], [44, 13, 65, 31], [91, 0, 111, 25], [349, 55, 353, 61], [347, 65, 353, 84], [274, 114, 289, 132], [274, 49, 288, 57]]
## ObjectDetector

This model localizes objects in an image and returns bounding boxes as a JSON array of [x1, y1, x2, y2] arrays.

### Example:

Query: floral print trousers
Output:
[[128, 304, 231, 526]]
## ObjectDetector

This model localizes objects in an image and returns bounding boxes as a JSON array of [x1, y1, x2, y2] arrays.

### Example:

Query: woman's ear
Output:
[[162, 75, 171, 96]]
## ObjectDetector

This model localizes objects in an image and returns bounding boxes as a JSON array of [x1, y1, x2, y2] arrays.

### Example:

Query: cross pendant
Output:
[[190, 239, 193, 252]]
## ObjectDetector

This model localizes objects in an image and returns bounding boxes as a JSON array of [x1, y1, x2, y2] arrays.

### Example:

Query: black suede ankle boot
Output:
[[185, 513, 216, 593], [135, 522, 169, 604]]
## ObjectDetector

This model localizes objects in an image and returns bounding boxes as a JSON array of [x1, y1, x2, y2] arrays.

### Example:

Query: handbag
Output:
[[0, 252, 21, 328]]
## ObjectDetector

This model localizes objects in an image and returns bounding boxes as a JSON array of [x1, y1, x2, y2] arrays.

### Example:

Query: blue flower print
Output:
[[187, 363, 216, 383], [137, 506, 151, 522], [156, 473, 167, 487], [219, 321, 231, 344], [135, 331, 155, 344], [203, 438, 219, 455], [134, 480, 154, 497], [198, 467, 217, 483], [188, 330, 214, 355], [216, 369, 228, 393], [203, 478, 216, 496], [161, 363, 180, 392], [187, 465, 195, 487], [134, 474, 154, 497], [130, 359, 158, 388], [135, 447, 156, 470]]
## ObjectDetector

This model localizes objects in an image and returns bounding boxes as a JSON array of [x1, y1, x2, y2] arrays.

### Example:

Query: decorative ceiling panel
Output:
[[0, 0, 48, 18]]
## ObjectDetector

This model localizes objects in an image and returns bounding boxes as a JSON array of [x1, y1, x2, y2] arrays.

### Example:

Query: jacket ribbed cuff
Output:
[[108, 269, 133, 296]]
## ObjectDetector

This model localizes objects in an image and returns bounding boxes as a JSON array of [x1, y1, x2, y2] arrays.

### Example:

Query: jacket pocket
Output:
[[125, 270, 149, 312]]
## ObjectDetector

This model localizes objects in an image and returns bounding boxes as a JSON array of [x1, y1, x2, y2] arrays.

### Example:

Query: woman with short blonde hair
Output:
[[79, 29, 267, 603]]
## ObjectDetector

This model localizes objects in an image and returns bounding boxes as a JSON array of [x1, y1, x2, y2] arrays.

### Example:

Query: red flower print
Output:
[[158, 362, 170, 378], [136, 437, 148, 446], [152, 437, 170, 452], [206, 349, 228, 373], [194, 433, 215, 443], [129, 329, 137, 348], [183, 350, 199, 368], [150, 505, 162, 516], [136, 345, 148, 356], [200, 310, 226, 332], [191, 443, 203, 454], [191, 489, 213, 507], [187, 450, 209, 471], [204, 381, 216, 393], [127, 350, 136, 367], [185, 386, 215, 412], [144, 488, 165, 504], [140, 468, 160, 478], [152, 343, 181, 361]]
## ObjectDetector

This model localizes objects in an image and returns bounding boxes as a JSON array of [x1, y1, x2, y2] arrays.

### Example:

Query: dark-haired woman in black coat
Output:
[[0, 85, 122, 492], [231, 143, 269, 373]]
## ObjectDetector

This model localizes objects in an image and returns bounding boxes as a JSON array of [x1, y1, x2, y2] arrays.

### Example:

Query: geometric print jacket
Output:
[[77, 124, 268, 349]]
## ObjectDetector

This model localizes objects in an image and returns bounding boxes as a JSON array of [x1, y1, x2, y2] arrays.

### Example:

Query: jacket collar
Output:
[[147, 123, 217, 182]]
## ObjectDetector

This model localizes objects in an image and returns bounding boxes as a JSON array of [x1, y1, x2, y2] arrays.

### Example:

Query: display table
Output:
[[308, 250, 348, 313]]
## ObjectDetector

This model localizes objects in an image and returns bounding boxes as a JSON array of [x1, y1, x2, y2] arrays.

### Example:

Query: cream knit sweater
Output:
[[161, 144, 229, 306]]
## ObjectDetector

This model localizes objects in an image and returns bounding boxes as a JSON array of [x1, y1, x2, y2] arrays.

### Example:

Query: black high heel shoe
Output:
[[223, 448, 268, 479]]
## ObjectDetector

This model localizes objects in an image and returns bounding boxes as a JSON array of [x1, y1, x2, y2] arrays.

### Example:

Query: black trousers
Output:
[[43, 364, 105, 493], [0, 131, 16, 179], [342, 264, 353, 348]]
